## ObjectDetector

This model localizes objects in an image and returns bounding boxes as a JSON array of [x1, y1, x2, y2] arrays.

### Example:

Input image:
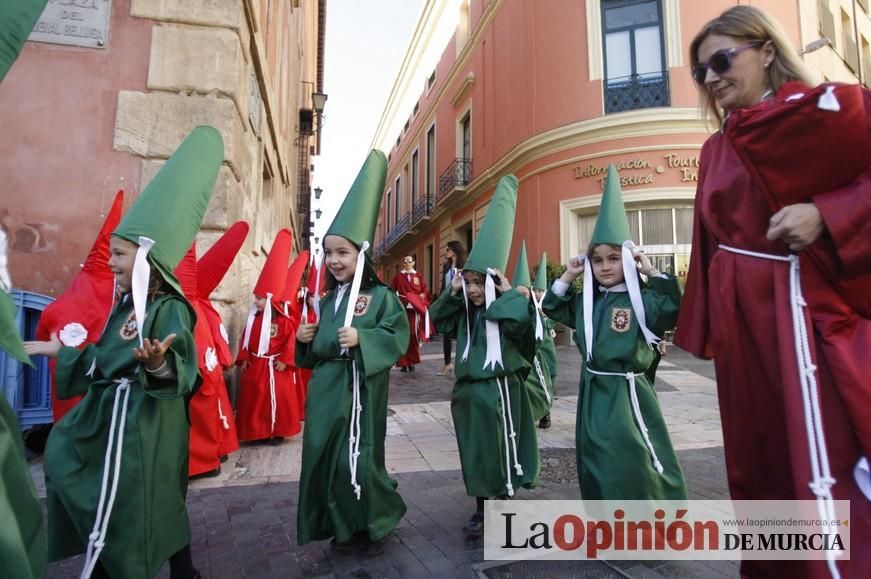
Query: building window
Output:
[[460, 111, 471, 160], [411, 150, 419, 208], [394, 176, 401, 226], [386, 190, 392, 230], [426, 125, 436, 201], [602, 0, 669, 113]]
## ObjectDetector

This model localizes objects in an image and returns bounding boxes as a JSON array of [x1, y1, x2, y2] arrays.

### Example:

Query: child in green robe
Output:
[[430, 175, 540, 539], [24, 126, 222, 579], [542, 165, 687, 502], [295, 150, 410, 557]]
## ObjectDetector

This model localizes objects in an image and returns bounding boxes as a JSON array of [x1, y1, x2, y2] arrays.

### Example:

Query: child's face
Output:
[[516, 286, 531, 300], [253, 295, 267, 312], [533, 288, 545, 301], [324, 235, 359, 283], [590, 244, 625, 288], [108, 236, 138, 293], [462, 270, 485, 306]]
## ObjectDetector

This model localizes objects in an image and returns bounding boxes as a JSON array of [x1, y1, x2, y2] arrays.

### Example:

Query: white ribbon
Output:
[[257, 292, 274, 356], [530, 289, 546, 341], [340, 241, 369, 355], [583, 256, 594, 361], [460, 276, 471, 362], [80, 379, 132, 579], [241, 302, 258, 351], [313, 252, 324, 321], [818, 85, 840, 112], [131, 237, 155, 349], [424, 308, 431, 340], [348, 360, 363, 500], [300, 288, 309, 322], [482, 269, 504, 371], [719, 244, 841, 579], [621, 241, 660, 349], [217, 398, 230, 430]]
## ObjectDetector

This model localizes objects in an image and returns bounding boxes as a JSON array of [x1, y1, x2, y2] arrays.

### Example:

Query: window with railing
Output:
[[602, 0, 669, 113]]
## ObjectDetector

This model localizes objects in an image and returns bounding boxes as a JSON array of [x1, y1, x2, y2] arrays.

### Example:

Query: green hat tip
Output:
[[589, 164, 632, 246], [512, 241, 531, 288], [326, 149, 388, 250], [464, 174, 519, 274], [533, 251, 548, 291]]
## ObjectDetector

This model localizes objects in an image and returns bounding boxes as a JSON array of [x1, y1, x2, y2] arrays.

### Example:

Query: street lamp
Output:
[[314, 186, 322, 200], [315, 209, 322, 219]]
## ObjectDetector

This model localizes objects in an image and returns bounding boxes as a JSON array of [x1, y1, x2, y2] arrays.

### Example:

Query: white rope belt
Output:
[[217, 398, 230, 430], [533, 355, 551, 404], [585, 367, 663, 475], [253, 353, 279, 434], [495, 375, 524, 496], [348, 360, 363, 500], [719, 244, 840, 579], [80, 378, 132, 579]]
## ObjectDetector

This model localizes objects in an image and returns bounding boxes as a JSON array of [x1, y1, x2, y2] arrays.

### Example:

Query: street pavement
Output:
[[40, 337, 738, 578]]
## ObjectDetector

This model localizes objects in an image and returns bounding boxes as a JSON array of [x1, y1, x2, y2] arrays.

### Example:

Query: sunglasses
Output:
[[692, 42, 763, 85]]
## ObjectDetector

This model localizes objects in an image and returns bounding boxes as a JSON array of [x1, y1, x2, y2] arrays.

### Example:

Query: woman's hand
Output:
[[766, 203, 825, 251], [23, 333, 62, 358], [133, 334, 176, 371], [560, 256, 585, 283], [338, 326, 359, 349], [450, 270, 463, 295], [297, 323, 318, 344]]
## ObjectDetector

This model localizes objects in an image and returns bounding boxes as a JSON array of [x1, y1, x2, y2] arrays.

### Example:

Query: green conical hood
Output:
[[589, 164, 632, 246], [326, 150, 387, 251], [113, 126, 223, 296], [464, 174, 518, 274], [0, 0, 47, 84], [512, 241, 531, 288], [533, 251, 548, 291]]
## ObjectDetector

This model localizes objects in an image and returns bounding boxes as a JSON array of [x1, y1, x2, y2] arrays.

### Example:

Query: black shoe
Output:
[[538, 414, 551, 429], [219, 454, 228, 463], [189, 466, 221, 480], [462, 511, 485, 538], [400, 366, 408, 372], [269, 437, 285, 446], [409, 366, 415, 372], [330, 532, 364, 553], [361, 534, 390, 557]]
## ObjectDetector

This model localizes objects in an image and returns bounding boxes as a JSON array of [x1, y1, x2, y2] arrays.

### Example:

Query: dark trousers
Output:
[[443, 336, 453, 365]]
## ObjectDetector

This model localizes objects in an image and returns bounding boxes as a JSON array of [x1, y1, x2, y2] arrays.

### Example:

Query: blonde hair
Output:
[[689, 5, 814, 126]]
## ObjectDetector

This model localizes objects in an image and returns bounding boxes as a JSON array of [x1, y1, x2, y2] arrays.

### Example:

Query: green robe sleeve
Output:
[[355, 290, 409, 377], [140, 297, 199, 400], [542, 286, 578, 329], [55, 344, 99, 400], [430, 291, 465, 338], [294, 339, 318, 369], [642, 275, 682, 336]]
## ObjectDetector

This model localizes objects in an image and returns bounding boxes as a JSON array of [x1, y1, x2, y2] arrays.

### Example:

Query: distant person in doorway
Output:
[[438, 240, 466, 375]]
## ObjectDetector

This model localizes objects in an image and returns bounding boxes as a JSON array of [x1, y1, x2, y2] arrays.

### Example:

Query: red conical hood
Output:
[[174, 245, 199, 300], [282, 250, 310, 302], [197, 221, 249, 298], [83, 190, 124, 278], [254, 228, 292, 298], [305, 253, 327, 297]]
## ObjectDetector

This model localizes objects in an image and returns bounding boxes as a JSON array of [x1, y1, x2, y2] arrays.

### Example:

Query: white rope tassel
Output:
[[257, 292, 274, 356], [622, 241, 660, 350], [131, 237, 155, 349], [258, 353, 278, 434], [460, 276, 471, 362], [501, 376, 523, 476], [241, 302, 257, 351], [582, 256, 594, 361], [719, 244, 841, 579], [80, 379, 132, 579], [341, 241, 369, 356], [313, 252, 323, 322], [531, 290, 545, 341], [217, 398, 230, 430], [483, 269, 504, 371], [533, 356, 551, 404], [495, 376, 515, 497], [587, 367, 662, 474], [348, 360, 363, 500]]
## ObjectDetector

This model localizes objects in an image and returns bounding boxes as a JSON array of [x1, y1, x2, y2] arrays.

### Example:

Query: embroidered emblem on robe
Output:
[[354, 295, 371, 316], [120, 310, 140, 341], [412, 277, 420, 286], [610, 308, 632, 333], [270, 323, 278, 338]]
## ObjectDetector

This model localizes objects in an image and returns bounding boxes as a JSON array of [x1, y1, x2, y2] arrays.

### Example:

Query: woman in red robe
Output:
[[676, 7, 870, 579], [390, 255, 431, 372]]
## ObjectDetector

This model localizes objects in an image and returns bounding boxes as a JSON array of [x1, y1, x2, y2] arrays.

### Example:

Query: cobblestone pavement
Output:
[[43, 338, 738, 578]]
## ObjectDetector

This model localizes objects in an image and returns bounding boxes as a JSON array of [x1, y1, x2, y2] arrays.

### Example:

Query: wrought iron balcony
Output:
[[438, 158, 473, 203], [411, 194, 434, 225], [383, 213, 411, 249], [604, 72, 670, 114]]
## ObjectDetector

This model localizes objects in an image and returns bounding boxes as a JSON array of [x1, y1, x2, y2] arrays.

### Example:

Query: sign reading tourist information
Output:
[[29, 0, 112, 50], [573, 153, 701, 189]]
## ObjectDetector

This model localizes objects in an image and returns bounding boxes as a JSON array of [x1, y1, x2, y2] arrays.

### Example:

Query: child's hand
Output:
[[239, 360, 251, 371], [297, 323, 318, 343], [450, 270, 463, 295], [337, 326, 359, 349], [24, 333, 61, 358], [490, 269, 512, 293], [632, 249, 660, 277], [560, 256, 585, 283], [274, 360, 287, 372], [133, 334, 177, 370]]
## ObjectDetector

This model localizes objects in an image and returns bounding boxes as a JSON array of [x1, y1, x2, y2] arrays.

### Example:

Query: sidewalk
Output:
[[42, 339, 737, 578]]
